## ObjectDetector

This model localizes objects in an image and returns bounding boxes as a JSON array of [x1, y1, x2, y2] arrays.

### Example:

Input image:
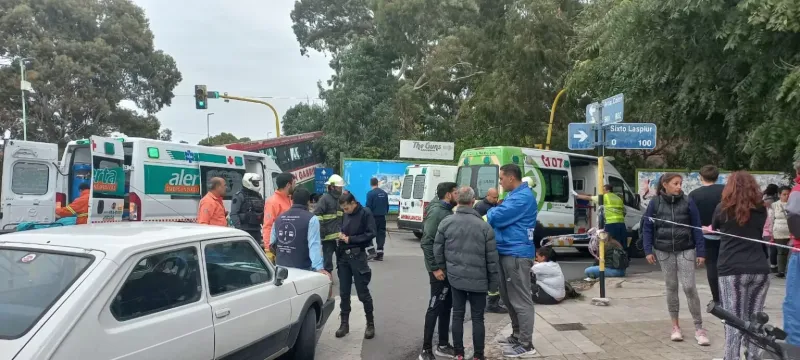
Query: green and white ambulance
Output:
[[0, 136, 280, 228], [457, 146, 644, 254]]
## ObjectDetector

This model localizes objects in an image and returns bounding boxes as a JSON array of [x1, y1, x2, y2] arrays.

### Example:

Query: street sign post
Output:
[[605, 123, 657, 150]]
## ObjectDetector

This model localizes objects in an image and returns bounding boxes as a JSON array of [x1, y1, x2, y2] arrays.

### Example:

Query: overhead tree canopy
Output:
[[198, 132, 251, 147], [0, 0, 180, 145]]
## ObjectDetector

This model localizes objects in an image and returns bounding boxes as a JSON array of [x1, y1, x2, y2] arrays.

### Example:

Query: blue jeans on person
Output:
[[784, 251, 800, 346], [604, 222, 628, 250], [585, 266, 626, 279]]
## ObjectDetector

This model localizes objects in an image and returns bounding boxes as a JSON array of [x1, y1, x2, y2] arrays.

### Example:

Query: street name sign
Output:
[[604, 123, 657, 150], [601, 93, 624, 125], [568, 123, 596, 151]]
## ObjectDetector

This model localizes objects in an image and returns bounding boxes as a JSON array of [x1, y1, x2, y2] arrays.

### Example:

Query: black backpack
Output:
[[608, 247, 630, 270]]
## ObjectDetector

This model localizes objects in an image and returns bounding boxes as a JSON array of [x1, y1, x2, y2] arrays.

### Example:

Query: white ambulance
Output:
[[0, 136, 281, 229], [397, 164, 459, 239]]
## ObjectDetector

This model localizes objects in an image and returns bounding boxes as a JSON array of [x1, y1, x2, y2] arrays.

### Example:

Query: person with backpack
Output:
[[230, 173, 265, 245], [583, 238, 629, 279]]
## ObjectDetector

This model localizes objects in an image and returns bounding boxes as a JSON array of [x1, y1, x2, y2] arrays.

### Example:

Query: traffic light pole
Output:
[[219, 94, 281, 138]]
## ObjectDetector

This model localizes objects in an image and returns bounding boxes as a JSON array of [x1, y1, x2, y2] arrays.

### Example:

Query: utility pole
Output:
[[206, 112, 215, 142]]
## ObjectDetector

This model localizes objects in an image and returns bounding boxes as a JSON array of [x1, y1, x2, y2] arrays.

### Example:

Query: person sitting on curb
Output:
[[531, 247, 566, 305], [584, 237, 629, 280]]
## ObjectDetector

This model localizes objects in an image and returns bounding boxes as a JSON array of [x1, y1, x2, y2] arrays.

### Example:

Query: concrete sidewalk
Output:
[[482, 269, 787, 359]]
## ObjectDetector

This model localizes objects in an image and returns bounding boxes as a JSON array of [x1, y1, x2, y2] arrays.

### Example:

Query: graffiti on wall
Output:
[[637, 170, 790, 208]]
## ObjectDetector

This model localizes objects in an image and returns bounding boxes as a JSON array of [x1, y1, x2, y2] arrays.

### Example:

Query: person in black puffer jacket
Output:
[[332, 192, 377, 341], [642, 172, 709, 346]]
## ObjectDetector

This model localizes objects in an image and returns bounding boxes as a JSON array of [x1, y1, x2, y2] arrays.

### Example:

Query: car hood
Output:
[[287, 268, 331, 296]]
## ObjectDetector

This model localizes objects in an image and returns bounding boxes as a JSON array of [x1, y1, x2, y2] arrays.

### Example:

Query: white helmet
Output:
[[521, 176, 536, 188], [326, 174, 345, 187], [242, 173, 263, 192]]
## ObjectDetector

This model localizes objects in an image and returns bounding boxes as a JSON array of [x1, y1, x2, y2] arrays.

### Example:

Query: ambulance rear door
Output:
[[88, 136, 125, 224], [0, 140, 59, 230]]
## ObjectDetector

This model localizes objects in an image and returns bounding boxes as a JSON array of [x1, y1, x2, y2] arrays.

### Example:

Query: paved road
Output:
[[316, 229, 657, 360]]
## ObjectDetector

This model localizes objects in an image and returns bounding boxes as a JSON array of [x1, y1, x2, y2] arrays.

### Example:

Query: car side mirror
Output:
[[275, 266, 289, 286]]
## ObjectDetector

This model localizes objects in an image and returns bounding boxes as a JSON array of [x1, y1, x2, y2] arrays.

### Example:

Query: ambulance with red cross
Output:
[[0, 136, 280, 229], [456, 146, 645, 256]]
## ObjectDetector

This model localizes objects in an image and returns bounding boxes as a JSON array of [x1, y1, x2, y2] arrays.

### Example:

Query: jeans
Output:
[[775, 238, 791, 274], [336, 248, 374, 315], [704, 237, 721, 303], [604, 222, 628, 250], [422, 272, 452, 350], [451, 288, 487, 357], [322, 240, 337, 273], [784, 252, 800, 346], [498, 256, 535, 347], [374, 215, 386, 251], [584, 266, 626, 278]]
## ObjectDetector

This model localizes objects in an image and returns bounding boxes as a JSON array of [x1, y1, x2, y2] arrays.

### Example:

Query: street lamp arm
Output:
[[219, 94, 281, 137], [545, 88, 567, 150]]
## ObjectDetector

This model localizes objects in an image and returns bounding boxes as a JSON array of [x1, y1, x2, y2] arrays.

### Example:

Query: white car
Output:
[[0, 223, 334, 360]]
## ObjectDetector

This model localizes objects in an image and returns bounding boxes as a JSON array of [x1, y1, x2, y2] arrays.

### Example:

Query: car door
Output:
[[202, 237, 294, 359], [88, 136, 125, 223], [0, 140, 59, 229]]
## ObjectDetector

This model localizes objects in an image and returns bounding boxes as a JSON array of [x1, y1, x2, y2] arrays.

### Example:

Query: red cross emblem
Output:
[[227, 156, 233, 164], [91, 140, 96, 151]]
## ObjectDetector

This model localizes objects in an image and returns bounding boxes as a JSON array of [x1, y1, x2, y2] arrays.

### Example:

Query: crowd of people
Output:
[[186, 157, 800, 360]]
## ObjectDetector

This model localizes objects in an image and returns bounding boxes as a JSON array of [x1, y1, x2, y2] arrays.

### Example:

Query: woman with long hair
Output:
[[642, 173, 709, 345], [712, 171, 770, 360]]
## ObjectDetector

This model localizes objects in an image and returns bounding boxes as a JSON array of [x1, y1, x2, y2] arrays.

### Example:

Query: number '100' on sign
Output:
[[604, 123, 657, 150]]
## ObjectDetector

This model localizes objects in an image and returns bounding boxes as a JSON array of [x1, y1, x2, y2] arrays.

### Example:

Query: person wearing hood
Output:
[[642, 173, 709, 346], [783, 159, 800, 346], [231, 173, 265, 244], [333, 192, 377, 340], [709, 171, 769, 360], [316, 174, 346, 273]]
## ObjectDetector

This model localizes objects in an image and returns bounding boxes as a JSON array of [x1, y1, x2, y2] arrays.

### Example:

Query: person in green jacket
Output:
[[418, 182, 459, 360]]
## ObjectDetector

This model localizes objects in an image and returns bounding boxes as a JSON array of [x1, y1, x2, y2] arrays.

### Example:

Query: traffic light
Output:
[[195, 85, 208, 109]]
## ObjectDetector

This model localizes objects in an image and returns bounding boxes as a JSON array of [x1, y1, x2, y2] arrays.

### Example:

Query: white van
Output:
[[457, 146, 644, 256], [397, 164, 459, 239], [0, 136, 281, 229]]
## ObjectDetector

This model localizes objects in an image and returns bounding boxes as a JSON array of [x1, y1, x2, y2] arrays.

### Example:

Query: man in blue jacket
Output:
[[486, 164, 538, 358], [366, 177, 390, 261]]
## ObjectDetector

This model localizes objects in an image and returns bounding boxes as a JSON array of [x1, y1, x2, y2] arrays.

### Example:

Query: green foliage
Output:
[[198, 132, 251, 147], [0, 0, 180, 145]]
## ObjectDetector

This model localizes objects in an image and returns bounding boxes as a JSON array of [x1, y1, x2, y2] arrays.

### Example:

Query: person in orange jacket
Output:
[[198, 177, 229, 226], [263, 173, 295, 254], [56, 183, 90, 224]]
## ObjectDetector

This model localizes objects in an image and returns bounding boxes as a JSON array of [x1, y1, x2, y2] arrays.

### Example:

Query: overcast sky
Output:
[[132, 0, 332, 144]]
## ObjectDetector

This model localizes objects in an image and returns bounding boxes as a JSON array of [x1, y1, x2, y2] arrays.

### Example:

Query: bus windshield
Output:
[[457, 165, 498, 199]]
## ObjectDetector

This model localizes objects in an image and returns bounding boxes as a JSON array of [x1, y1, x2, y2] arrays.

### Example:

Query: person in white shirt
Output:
[[531, 247, 566, 305]]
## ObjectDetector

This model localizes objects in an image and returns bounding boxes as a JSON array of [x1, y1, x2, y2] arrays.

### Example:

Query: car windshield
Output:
[[0, 248, 93, 339]]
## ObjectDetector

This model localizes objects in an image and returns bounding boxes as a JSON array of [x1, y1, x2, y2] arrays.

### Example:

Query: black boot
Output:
[[364, 313, 375, 339], [335, 314, 349, 338], [486, 294, 508, 314], [375, 251, 384, 261]]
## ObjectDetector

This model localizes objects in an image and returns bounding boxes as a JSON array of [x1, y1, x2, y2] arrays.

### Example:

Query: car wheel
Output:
[[413, 230, 423, 239], [287, 307, 318, 360]]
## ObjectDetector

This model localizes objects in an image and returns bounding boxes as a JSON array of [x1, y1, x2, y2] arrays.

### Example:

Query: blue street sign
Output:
[[604, 123, 657, 150], [585, 102, 601, 124], [601, 93, 624, 125], [568, 123, 597, 151], [314, 167, 334, 194]]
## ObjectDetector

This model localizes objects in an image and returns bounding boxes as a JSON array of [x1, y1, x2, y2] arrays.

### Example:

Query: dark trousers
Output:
[[374, 215, 387, 251], [423, 272, 452, 350], [322, 240, 337, 273], [704, 237, 721, 304], [337, 248, 374, 315], [452, 288, 487, 357], [532, 284, 560, 305], [604, 222, 628, 250], [243, 230, 262, 249]]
